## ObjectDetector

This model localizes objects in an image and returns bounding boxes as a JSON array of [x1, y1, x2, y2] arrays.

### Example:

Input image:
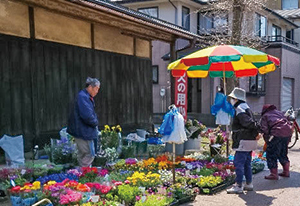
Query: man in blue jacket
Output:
[[67, 77, 100, 167]]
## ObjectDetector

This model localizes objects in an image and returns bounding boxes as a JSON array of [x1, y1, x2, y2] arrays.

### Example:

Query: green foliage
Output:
[[191, 167, 215, 176], [101, 125, 121, 149], [185, 119, 206, 139], [119, 146, 135, 159], [167, 183, 194, 199], [135, 195, 174, 206], [148, 145, 165, 158], [213, 155, 228, 163], [51, 139, 77, 165], [93, 157, 108, 167], [196, 175, 223, 188], [94, 171, 133, 183], [117, 184, 141, 205], [79, 171, 98, 184], [105, 147, 119, 163]]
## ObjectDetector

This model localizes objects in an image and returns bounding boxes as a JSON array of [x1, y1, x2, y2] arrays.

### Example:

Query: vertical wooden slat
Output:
[[0, 36, 11, 134], [9, 39, 22, 134], [59, 45, 68, 125]]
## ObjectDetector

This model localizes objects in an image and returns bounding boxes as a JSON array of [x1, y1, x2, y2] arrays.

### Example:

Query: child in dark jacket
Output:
[[259, 104, 292, 180]]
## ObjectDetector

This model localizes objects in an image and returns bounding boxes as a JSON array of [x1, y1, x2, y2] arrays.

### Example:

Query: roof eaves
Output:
[[275, 9, 300, 19], [264, 7, 299, 28], [82, 0, 203, 40]]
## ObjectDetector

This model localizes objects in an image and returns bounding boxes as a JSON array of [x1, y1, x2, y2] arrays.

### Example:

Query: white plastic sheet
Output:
[[0, 134, 25, 166]]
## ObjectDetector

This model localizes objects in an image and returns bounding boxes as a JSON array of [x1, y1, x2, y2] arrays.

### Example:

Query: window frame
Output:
[[248, 74, 266, 96], [197, 12, 228, 35], [255, 13, 267, 37], [137, 6, 159, 18], [152, 65, 159, 84], [272, 24, 282, 41], [182, 6, 190, 31]]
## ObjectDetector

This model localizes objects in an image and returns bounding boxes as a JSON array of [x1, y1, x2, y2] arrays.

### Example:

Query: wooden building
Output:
[[0, 0, 202, 151]]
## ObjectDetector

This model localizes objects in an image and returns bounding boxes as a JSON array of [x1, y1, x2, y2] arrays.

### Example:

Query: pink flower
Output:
[[114, 181, 123, 186], [125, 158, 137, 165], [99, 169, 109, 177], [93, 183, 101, 190], [124, 180, 130, 184], [136, 196, 141, 201]]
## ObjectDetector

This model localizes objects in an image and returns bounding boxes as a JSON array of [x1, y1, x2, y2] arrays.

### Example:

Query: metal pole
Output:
[[223, 63, 229, 157], [173, 143, 176, 184]]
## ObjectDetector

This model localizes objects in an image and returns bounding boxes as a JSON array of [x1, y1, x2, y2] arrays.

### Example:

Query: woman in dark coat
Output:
[[260, 104, 292, 180], [227, 88, 259, 194]]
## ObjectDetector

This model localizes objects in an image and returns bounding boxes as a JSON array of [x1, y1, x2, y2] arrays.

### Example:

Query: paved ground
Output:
[[183, 140, 300, 206]]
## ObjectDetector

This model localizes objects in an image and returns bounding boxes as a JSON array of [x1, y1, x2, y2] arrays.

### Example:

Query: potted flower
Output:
[[184, 119, 206, 151], [202, 127, 227, 156]]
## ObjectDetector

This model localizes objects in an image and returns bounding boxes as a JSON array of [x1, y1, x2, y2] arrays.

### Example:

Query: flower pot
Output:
[[165, 143, 184, 156], [10, 196, 22, 206], [21, 197, 36, 206], [210, 145, 221, 157], [184, 137, 201, 151]]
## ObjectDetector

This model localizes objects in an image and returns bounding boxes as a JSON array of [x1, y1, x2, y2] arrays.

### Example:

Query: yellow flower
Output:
[[116, 125, 122, 132], [104, 125, 110, 131], [47, 181, 56, 186], [32, 181, 41, 190]]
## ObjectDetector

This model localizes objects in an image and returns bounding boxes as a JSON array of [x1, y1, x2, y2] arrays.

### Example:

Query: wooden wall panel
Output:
[[34, 8, 91, 48], [0, 1, 29, 38], [0, 34, 152, 151]]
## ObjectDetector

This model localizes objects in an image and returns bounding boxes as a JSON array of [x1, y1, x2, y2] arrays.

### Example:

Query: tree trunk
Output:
[[226, 0, 245, 92]]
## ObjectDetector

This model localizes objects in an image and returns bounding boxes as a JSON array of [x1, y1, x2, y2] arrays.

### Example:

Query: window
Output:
[[138, 7, 158, 18], [282, 0, 298, 9], [249, 74, 265, 94], [152, 65, 159, 84], [286, 29, 294, 43], [182, 6, 190, 31], [198, 12, 228, 34], [255, 13, 267, 37], [272, 24, 281, 41]]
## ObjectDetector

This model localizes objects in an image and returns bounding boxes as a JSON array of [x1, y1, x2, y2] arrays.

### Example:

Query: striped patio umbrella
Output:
[[168, 45, 280, 157], [168, 45, 280, 79]]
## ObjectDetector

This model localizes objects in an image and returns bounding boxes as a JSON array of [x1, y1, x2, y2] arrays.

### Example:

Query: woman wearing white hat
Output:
[[226, 87, 260, 194]]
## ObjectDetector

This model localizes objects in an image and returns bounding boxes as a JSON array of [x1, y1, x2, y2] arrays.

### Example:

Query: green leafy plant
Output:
[[101, 125, 122, 149], [105, 147, 119, 163], [196, 175, 223, 188], [117, 184, 141, 205], [213, 154, 228, 163], [148, 145, 165, 158], [119, 145, 135, 159], [185, 119, 206, 139], [191, 167, 215, 176], [135, 194, 174, 206], [79, 171, 98, 184], [167, 183, 194, 199]]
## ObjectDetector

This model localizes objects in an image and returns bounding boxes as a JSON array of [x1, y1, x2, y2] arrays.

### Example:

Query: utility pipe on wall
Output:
[[168, 0, 178, 25]]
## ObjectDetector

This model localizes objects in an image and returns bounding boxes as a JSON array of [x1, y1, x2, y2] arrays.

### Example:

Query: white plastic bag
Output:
[[0, 135, 25, 166]]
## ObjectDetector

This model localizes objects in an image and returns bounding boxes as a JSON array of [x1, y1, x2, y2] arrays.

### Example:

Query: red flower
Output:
[[11, 186, 21, 193], [124, 180, 130, 184]]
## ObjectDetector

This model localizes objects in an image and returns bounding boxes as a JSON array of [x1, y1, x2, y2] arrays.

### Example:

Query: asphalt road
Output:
[[184, 140, 300, 206]]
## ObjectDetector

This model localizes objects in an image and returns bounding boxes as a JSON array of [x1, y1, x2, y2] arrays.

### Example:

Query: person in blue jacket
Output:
[[67, 77, 100, 167]]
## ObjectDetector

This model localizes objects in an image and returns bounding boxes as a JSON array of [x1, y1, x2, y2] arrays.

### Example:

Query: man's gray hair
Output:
[[86, 77, 100, 87]]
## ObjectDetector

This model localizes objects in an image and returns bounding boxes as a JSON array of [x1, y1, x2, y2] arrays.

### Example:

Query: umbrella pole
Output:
[[172, 143, 176, 184], [222, 63, 229, 157]]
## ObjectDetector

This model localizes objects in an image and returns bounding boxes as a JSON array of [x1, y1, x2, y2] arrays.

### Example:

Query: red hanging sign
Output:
[[174, 73, 188, 120]]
